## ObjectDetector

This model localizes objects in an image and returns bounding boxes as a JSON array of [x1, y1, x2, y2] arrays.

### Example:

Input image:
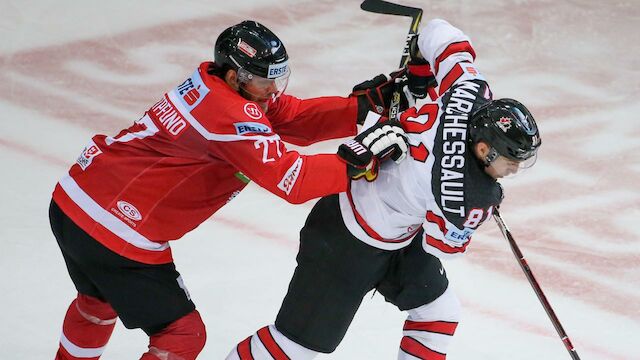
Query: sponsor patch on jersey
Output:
[[76, 140, 102, 170], [267, 61, 289, 79], [243, 103, 264, 120], [116, 200, 142, 221], [175, 69, 210, 112], [460, 62, 486, 81], [444, 227, 474, 246], [277, 157, 303, 195], [234, 121, 271, 135]]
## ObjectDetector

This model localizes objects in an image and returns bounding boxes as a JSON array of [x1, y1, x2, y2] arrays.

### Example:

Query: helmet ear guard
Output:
[[469, 98, 541, 163]]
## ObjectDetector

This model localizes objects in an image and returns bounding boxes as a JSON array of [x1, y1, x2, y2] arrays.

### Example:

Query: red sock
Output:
[[55, 294, 117, 360], [139, 310, 206, 360]]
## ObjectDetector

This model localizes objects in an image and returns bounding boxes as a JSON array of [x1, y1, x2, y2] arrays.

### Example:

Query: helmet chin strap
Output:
[[483, 147, 500, 167]]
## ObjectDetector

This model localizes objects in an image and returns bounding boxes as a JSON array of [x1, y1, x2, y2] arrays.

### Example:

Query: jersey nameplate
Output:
[[150, 97, 190, 139], [439, 81, 481, 218]]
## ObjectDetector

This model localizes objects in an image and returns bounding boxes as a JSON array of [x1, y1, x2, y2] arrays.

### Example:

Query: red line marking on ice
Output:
[[0, 137, 69, 168], [464, 300, 627, 359], [213, 216, 298, 252], [1, 0, 638, 344]]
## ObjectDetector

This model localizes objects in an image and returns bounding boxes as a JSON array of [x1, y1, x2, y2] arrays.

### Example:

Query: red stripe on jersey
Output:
[[438, 64, 464, 97], [256, 327, 290, 360], [425, 235, 469, 254], [426, 211, 447, 234], [434, 41, 476, 74], [404, 320, 458, 336], [346, 184, 419, 243], [52, 185, 173, 264], [400, 336, 446, 360], [237, 336, 254, 360]]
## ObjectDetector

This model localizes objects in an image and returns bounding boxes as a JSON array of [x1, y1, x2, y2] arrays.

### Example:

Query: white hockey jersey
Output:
[[339, 19, 503, 258]]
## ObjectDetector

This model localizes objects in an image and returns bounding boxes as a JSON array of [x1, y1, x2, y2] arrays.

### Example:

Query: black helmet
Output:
[[470, 98, 541, 162], [214, 20, 289, 80]]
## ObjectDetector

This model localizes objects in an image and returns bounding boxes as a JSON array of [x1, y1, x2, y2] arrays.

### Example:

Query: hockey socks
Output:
[[140, 310, 206, 360], [398, 287, 460, 360], [55, 294, 117, 360], [226, 325, 318, 360]]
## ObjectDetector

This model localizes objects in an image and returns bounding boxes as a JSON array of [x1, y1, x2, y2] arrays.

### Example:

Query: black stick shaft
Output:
[[493, 208, 581, 360], [360, 0, 423, 121]]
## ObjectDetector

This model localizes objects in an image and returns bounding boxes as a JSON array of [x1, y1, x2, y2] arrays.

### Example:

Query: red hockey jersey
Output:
[[52, 62, 357, 264]]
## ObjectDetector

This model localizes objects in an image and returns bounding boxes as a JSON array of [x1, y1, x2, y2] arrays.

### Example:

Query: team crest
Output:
[[497, 116, 512, 132]]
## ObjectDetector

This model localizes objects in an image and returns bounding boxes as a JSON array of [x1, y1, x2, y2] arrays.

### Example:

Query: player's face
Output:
[[241, 78, 280, 109], [485, 156, 522, 178], [234, 68, 290, 111], [476, 141, 537, 179]]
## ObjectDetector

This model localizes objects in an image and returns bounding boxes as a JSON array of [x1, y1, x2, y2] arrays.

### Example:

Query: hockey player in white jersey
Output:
[[226, 19, 542, 359]]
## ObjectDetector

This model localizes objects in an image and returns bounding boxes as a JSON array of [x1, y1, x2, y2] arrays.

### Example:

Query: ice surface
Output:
[[1, 1, 638, 359]]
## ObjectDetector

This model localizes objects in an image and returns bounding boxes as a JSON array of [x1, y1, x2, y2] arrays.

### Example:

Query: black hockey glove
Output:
[[407, 58, 437, 100], [406, 34, 437, 100], [351, 70, 408, 125], [337, 120, 408, 181]]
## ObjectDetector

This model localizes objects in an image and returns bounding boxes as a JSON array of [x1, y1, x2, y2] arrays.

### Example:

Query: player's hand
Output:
[[351, 70, 408, 124], [337, 120, 408, 181], [407, 35, 437, 100], [407, 58, 437, 100]]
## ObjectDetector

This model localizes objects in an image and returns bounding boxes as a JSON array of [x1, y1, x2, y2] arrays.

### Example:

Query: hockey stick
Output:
[[493, 208, 581, 360], [360, 0, 423, 121]]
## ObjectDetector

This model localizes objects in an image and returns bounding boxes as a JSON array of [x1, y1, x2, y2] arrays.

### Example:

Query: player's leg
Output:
[[227, 195, 391, 359], [139, 310, 206, 360], [87, 254, 205, 360], [226, 325, 318, 360], [399, 287, 460, 360], [377, 232, 460, 359], [55, 294, 118, 360], [50, 200, 205, 360], [51, 200, 118, 360]]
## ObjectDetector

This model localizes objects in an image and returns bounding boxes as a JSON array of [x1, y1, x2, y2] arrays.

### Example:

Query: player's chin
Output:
[[257, 100, 269, 112]]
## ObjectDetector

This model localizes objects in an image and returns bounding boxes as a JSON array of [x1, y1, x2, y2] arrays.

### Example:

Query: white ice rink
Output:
[[1, 0, 639, 359]]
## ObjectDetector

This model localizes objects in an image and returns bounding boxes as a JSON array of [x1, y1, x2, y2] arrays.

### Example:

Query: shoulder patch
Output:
[[175, 69, 211, 112], [460, 62, 486, 81]]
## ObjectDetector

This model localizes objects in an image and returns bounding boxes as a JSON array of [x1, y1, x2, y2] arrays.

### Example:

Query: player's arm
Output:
[[266, 94, 359, 146], [211, 121, 408, 204], [421, 200, 501, 259], [421, 210, 478, 259], [415, 19, 486, 96]]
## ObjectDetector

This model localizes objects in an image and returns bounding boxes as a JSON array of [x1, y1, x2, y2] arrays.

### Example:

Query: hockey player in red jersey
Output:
[[49, 20, 411, 360], [227, 19, 542, 359]]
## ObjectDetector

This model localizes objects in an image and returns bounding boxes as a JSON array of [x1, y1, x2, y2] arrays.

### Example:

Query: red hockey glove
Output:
[[351, 70, 408, 125], [337, 120, 408, 181]]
